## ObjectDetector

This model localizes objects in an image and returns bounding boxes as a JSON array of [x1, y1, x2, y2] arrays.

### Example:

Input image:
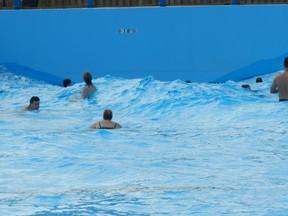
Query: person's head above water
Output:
[[83, 72, 93, 86], [241, 84, 251, 89], [63, 79, 71, 87], [28, 96, 40, 110], [103, 109, 113, 120], [256, 77, 263, 83]]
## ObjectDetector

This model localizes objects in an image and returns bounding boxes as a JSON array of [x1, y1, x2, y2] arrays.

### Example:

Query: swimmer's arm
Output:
[[270, 79, 279, 93]]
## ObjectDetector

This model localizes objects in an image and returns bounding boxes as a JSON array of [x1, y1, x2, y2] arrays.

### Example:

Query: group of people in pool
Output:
[[241, 57, 288, 101], [21, 57, 288, 125], [21, 71, 122, 130]]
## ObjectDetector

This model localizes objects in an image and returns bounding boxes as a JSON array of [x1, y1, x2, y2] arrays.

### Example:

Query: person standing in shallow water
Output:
[[82, 72, 96, 98], [21, 96, 40, 111], [90, 109, 122, 129], [270, 57, 288, 101]]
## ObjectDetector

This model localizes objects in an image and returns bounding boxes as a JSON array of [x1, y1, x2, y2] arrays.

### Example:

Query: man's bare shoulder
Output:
[[275, 72, 283, 78], [21, 106, 29, 111], [273, 72, 285, 82]]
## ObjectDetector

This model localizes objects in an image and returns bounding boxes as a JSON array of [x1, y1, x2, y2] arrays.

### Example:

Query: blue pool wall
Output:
[[0, 5, 288, 85]]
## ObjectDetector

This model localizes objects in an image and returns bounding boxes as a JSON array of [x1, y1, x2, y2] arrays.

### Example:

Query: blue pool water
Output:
[[1, 67, 288, 215]]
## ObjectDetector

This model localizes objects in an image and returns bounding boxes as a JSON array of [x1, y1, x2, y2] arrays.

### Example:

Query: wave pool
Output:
[[0, 67, 288, 215]]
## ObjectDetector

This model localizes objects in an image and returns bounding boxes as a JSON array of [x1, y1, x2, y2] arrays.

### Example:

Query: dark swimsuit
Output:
[[98, 122, 117, 129], [279, 99, 288, 102]]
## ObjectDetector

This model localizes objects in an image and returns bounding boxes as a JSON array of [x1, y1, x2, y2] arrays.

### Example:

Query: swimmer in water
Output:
[[91, 109, 122, 129], [256, 77, 263, 83], [241, 84, 251, 89], [82, 72, 97, 98], [241, 84, 265, 97], [21, 96, 40, 111], [63, 78, 72, 87], [270, 57, 288, 101]]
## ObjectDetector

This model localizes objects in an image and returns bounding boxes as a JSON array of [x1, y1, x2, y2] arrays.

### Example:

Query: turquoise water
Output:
[[1, 67, 288, 215]]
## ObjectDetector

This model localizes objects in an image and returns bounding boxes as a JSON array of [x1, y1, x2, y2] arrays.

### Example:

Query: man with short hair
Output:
[[21, 96, 40, 111], [270, 57, 288, 101]]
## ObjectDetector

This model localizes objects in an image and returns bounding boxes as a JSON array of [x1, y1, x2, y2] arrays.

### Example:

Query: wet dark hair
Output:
[[284, 57, 288, 68], [83, 72, 93, 86], [256, 77, 263, 83], [241, 84, 251, 89], [63, 79, 71, 87], [30, 96, 40, 104], [103, 109, 113, 120]]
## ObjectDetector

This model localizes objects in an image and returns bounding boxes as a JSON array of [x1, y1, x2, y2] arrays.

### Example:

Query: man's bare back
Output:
[[270, 58, 288, 101]]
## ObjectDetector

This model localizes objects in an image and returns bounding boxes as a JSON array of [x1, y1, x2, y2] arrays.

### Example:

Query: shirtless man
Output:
[[270, 57, 288, 101], [21, 96, 40, 111], [91, 109, 122, 129], [82, 72, 96, 98]]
